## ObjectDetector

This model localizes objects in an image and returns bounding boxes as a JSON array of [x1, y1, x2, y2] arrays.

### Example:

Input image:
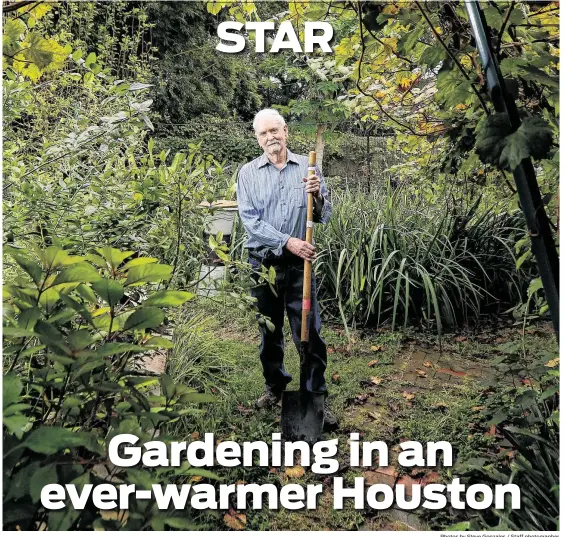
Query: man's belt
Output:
[[248, 249, 303, 267]]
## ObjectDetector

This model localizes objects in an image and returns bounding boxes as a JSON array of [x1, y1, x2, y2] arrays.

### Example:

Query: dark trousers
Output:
[[249, 257, 328, 395]]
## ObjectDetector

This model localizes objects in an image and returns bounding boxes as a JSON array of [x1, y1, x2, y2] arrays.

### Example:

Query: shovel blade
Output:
[[281, 390, 324, 443]]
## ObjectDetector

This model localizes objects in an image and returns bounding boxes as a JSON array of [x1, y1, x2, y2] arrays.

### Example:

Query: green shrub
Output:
[[3, 245, 217, 531], [167, 311, 235, 395], [313, 187, 530, 334], [454, 340, 559, 531]]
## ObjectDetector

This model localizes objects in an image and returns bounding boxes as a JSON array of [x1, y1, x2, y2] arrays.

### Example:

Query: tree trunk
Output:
[[315, 124, 327, 172]]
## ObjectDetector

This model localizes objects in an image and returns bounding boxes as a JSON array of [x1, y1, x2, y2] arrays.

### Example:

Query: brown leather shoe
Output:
[[255, 389, 281, 409]]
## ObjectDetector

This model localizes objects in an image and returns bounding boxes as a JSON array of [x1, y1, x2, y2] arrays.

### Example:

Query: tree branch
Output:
[[496, 1, 515, 56], [415, 1, 490, 114], [2, 0, 36, 13]]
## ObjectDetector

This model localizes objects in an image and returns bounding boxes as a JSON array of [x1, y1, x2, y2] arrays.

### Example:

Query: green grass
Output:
[[169, 297, 557, 531]]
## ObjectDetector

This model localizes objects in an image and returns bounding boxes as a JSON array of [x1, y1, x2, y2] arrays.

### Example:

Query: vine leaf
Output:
[[475, 113, 553, 171]]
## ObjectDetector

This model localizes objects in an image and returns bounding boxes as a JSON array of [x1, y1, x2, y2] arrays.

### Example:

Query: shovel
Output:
[[281, 151, 324, 443]]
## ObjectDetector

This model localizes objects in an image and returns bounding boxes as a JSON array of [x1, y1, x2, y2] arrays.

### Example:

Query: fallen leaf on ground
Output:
[[224, 510, 246, 530], [331, 372, 341, 383], [423, 360, 433, 368], [434, 401, 448, 409], [402, 391, 415, 401], [545, 357, 559, 368], [472, 406, 485, 412], [368, 412, 380, 421], [371, 344, 385, 352], [285, 466, 305, 478], [327, 345, 335, 354], [375, 465, 398, 477], [367, 359, 378, 367], [520, 378, 534, 386], [437, 368, 466, 377], [101, 510, 128, 522], [236, 404, 253, 415], [416, 369, 428, 378], [355, 393, 369, 404], [420, 471, 441, 485], [455, 336, 467, 342], [484, 424, 497, 437], [191, 432, 200, 440], [371, 376, 383, 385], [190, 476, 203, 483]]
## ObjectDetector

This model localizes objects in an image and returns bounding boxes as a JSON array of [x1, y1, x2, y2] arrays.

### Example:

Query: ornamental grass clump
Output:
[[314, 187, 527, 334]]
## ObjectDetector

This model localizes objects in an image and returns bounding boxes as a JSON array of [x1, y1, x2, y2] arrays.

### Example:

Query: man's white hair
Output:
[[253, 109, 286, 133]]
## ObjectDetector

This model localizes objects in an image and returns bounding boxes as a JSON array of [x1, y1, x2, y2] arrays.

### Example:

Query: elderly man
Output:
[[236, 109, 337, 429]]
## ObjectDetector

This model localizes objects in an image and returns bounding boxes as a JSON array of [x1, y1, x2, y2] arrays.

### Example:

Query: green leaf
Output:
[[85, 51, 97, 67], [11, 254, 42, 286], [528, 277, 544, 297], [75, 283, 97, 303], [144, 290, 195, 307], [96, 246, 134, 270], [35, 246, 82, 271], [34, 320, 69, 353], [121, 257, 158, 271], [3, 403, 31, 416], [3, 415, 30, 439], [23, 427, 103, 455], [48, 473, 89, 531], [53, 263, 101, 285], [143, 336, 173, 349], [160, 374, 175, 400], [398, 20, 425, 56], [161, 518, 202, 530], [4, 461, 40, 501], [123, 307, 165, 331], [178, 392, 217, 404], [499, 116, 553, 170], [476, 113, 553, 171], [91, 279, 124, 307], [3, 18, 26, 42], [436, 67, 473, 108], [540, 385, 559, 401], [3, 326, 35, 338], [475, 113, 513, 165], [17, 306, 41, 330], [3, 373, 23, 409], [30, 464, 58, 503], [67, 329, 95, 351], [97, 342, 148, 357], [125, 264, 172, 286]]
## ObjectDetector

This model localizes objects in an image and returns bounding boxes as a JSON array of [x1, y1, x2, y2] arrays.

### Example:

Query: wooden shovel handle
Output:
[[301, 151, 316, 343]]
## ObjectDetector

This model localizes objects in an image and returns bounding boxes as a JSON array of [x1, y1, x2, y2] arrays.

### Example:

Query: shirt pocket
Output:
[[291, 185, 306, 208]]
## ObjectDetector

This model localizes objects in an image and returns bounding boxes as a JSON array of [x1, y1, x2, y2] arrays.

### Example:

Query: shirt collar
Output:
[[257, 148, 300, 169]]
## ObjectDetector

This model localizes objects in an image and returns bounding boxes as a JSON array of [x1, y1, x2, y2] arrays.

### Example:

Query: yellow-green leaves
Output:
[[91, 279, 124, 307], [144, 290, 195, 307], [123, 307, 165, 331], [125, 263, 173, 286]]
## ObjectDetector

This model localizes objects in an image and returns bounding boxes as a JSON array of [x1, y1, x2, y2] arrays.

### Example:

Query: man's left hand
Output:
[[303, 175, 322, 198]]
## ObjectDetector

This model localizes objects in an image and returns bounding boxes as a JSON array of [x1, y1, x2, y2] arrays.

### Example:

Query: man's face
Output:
[[255, 117, 288, 156]]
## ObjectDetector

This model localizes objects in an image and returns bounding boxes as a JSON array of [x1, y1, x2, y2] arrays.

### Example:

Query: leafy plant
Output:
[[455, 341, 559, 531], [3, 245, 217, 531], [313, 186, 529, 336]]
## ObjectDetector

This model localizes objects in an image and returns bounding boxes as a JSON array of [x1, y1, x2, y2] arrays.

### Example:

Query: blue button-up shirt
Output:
[[236, 149, 332, 258]]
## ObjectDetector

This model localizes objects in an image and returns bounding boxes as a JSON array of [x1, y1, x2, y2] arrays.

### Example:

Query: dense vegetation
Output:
[[3, 0, 559, 531]]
